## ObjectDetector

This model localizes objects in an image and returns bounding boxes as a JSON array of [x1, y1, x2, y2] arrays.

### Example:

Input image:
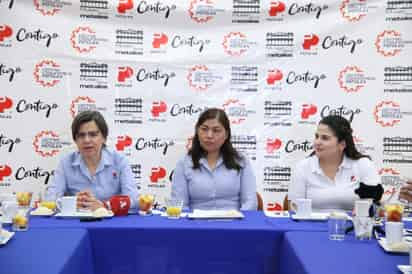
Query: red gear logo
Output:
[[34, 0, 61, 16], [33, 131, 61, 157], [70, 27, 97, 53], [340, 0, 367, 22], [0, 97, 13, 112], [375, 30, 402, 57], [338, 66, 365, 93], [70, 96, 96, 118], [33, 60, 61, 87], [222, 32, 248, 56], [373, 101, 401, 127], [150, 167, 166, 183], [187, 65, 211, 91], [188, 0, 215, 23]]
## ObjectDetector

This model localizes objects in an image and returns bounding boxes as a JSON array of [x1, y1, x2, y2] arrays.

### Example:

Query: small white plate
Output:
[[398, 265, 411, 274], [264, 211, 290, 218], [30, 209, 55, 216], [291, 212, 330, 221], [188, 210, 244, 219], [0, 216, 12, 224], [0, 229, 15, 246], [160, 212, 189, 218], [55, 210, 114, 219], [378, 238, 409, 253]]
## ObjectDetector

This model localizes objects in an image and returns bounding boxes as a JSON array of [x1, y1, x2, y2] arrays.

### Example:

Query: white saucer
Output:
[[291, 212, 330, 221], [0, 229, 15, 246], [30, 209, 55, 216], [378, 238, 409, 253], [264, 211, 290, 218], [55, 210, 113, 219], [398, 265, 411, 274]]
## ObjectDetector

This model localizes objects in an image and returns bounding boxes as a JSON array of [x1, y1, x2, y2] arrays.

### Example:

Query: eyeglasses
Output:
[[76, 130, 100, 140]]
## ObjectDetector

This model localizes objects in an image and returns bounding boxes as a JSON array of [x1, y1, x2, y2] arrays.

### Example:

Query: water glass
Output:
[[353, 216, 373, 240], [328, 213, 347, 241]]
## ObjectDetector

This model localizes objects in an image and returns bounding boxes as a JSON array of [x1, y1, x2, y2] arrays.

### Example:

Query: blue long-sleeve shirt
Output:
[[46, 148, 138, 208], [171, 154, 257, 211]]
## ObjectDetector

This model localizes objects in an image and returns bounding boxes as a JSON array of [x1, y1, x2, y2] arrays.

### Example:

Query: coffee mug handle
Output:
[[289, 200, 298, 212], [56, 197, 62, 212]]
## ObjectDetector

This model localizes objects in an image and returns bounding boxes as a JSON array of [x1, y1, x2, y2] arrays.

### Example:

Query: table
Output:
[[30, 211, 281, 274], [2, 211, 410, 274], [0, 228, 94, 274], [279, 231, 409, 274]]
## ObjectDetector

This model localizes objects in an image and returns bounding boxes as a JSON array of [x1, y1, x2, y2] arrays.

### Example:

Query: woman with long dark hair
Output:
[[288, 115, 379, 211], [172, 108, 257, 210]]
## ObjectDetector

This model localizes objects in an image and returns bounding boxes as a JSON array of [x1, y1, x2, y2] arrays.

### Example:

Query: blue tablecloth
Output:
[[0, 228, 94, 274], [3, 211, 410, 274], [30, 211, 281, 274], [280, 231, 409, 274]]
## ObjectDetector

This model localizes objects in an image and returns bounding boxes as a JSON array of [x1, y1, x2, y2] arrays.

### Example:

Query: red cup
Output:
[[109, 195, 130, 216]]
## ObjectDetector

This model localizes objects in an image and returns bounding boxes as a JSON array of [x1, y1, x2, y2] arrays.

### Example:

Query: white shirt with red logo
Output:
[[288, 155, 379, 211]]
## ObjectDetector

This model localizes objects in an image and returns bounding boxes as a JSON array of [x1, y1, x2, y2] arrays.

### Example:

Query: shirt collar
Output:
[[199, 155, 224, 169], [310, 155, 351, 174], [71, 147, 113, 168]]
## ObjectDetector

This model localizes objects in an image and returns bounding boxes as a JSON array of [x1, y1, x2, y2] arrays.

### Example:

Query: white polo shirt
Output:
[[288, 155, 379, 211]]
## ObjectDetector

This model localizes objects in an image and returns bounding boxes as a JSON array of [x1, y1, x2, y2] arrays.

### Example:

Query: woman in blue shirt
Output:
[[172, 108, 257, 211], [46, 111, 138, 210]]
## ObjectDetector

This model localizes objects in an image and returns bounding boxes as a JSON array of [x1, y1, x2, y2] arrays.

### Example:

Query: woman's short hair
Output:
[[190, 108, 242, 170], [317, 115, 370, 160], [71, 110, 108, 141]]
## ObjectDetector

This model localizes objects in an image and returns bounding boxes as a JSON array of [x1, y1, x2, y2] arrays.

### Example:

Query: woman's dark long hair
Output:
[[310, 115, 370, 160], [189, 108, 243, 171]]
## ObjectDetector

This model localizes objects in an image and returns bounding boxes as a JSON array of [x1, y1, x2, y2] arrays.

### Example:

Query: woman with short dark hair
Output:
[[172, 108, 257, 211], [47, 111, 138, 210], [288, 115, 379, 211]]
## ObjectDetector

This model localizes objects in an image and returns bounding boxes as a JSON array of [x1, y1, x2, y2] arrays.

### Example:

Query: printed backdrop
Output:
[[1, 0, 412, 210]]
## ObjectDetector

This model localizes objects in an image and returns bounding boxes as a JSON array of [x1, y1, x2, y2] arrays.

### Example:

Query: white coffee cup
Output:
[[56, 196, 77, 215], [2, 200, 18, 223], [386, 221, 404, 245], [355, 199, 372, 217], [0, 193, 15, 203], [294, 198, 312, 217]]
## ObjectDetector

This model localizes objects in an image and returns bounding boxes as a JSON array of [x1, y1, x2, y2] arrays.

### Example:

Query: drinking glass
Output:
[[353, 216, 373, 240], [138, 193, 155, 216], [328, 212, 347, 241], [166, 198, 183, 219]]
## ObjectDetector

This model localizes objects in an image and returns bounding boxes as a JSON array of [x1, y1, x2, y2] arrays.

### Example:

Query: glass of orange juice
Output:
[[39, 201, 57, 211], [385, 203, 404, 222], [16, 192, 32, 208], [138, 193, 155, 216], [166, 198, 183, 219], [12, 209, 29, 231]]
